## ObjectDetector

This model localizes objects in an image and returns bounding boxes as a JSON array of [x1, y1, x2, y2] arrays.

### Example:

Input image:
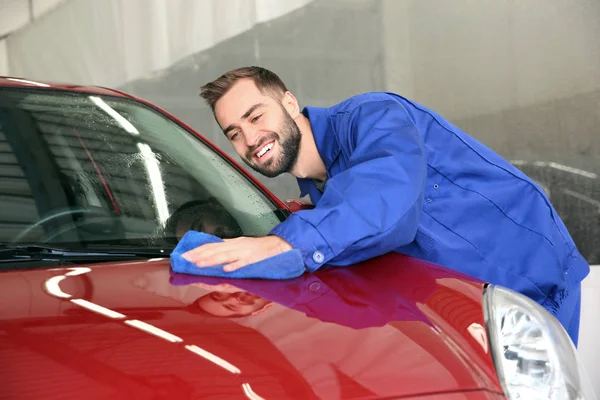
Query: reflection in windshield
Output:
[[163, 197, 243, 244], [0, 88, 285, 251], [136, 142, 169, 225], [90, 95, 169, 224], [89, 96, 140, 135]]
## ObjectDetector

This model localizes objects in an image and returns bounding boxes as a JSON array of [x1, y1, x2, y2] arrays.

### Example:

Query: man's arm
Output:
[[182, 98, 427, 273], [269, 98, 427, 271]]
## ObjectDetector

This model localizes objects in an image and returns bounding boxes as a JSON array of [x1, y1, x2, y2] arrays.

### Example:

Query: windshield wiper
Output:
[[0, 244, 171, 263]]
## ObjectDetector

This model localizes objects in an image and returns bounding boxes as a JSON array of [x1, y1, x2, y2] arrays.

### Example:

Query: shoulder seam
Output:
[[332, 93, 399, 116]]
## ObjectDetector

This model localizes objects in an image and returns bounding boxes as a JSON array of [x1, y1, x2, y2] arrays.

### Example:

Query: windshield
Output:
[[0, 87, 286, 251]]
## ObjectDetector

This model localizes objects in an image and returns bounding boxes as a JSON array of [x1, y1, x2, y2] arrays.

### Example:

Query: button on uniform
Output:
[[312, 251, 325, 264]]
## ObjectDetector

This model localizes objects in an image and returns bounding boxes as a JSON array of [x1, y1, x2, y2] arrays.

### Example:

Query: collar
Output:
[[302, 106, 341, 170], [297, 106, 341, 198]]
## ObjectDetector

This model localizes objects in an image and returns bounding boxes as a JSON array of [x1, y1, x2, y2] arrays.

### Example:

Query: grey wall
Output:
[[122, 0, 600, 186], [120, 0, 600, 264], [381, 0, 600, 166]]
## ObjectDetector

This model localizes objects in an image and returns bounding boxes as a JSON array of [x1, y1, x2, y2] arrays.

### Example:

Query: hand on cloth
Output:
[[182, 235, 292, 272], [171, 231, 305, 280]]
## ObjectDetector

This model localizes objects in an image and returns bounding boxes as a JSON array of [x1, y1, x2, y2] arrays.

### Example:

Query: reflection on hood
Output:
[[170, 254, 458, 329]]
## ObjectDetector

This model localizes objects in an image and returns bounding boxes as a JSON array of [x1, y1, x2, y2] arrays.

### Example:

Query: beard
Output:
[[242, 107, 302, 178]]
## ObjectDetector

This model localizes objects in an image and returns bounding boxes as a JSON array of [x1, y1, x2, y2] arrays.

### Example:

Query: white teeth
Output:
[[257, 143, 274, 158]]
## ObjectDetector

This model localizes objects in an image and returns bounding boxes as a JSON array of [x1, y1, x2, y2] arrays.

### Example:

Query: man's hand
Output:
[[182, 235, 292, 272]]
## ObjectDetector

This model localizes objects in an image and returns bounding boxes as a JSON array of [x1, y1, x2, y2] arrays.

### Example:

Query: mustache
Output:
[[246, 132, 278, 159]]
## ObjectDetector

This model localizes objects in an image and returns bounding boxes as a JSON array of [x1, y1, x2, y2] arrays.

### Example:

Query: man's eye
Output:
[[251, 114, 262, 123], [230, 132, 239, 140]]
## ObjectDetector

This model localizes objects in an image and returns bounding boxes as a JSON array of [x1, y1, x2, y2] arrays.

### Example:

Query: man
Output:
[[183, 66, 589, 344]]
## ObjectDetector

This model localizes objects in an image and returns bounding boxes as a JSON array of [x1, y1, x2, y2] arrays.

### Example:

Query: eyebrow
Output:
[[222, 103, 265, 135]]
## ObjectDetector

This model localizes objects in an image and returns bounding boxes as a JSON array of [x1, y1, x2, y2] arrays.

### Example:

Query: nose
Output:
[[242, 127, 261, 148]]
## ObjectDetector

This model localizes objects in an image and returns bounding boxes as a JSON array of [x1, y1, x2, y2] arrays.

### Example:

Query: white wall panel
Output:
[[5, 0, 317, 87], [0, 39, 8, 76], [32, 0, 64, 19], [579, 266, 600, 397], [7, 0, 126, 86], [0, 0, 30, 36], [386, 0, 600, 120], [255, 0, 314, 23]]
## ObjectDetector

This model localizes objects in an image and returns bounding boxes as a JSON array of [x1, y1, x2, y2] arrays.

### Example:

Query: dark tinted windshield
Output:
[[0, 88, 286, 249]]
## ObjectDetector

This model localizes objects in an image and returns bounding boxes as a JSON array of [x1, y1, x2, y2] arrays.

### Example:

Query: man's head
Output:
[[192, 290, 272, 318], [200, 66, 302, 178]]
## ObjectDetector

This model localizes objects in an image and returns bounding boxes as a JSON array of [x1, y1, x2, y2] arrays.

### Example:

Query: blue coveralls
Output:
[[270, 92, 590, 345]]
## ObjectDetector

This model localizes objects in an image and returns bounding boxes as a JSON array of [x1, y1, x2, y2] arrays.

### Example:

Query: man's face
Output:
[[195, 291, 271, 317], [214, 79, 301, 178]]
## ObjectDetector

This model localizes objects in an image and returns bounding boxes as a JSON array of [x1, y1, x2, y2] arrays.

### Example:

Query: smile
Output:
[[256, 142, 274, 159]]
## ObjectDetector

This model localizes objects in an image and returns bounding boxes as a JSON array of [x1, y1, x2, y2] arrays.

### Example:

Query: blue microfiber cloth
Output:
[[170, 230, 307, 280]]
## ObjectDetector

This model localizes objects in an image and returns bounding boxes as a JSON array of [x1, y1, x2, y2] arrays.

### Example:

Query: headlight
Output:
[[483, 284, 596, 400]]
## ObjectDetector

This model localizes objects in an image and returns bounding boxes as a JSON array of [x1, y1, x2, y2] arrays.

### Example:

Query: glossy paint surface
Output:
[[0, 254, 504, 399]]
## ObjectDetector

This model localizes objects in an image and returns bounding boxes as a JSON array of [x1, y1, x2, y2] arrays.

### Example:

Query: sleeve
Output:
[[269, 99, 427, 271]]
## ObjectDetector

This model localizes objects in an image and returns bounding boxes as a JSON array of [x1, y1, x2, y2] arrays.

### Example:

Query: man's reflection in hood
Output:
[[171, 254, 464, 328], [134, 252, 490, 399], [162, 196, 276, 319], [191, 288, 273, 318]]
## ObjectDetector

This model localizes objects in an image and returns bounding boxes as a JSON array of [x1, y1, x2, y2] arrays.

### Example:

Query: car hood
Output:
[[0, 253, 503, 399]]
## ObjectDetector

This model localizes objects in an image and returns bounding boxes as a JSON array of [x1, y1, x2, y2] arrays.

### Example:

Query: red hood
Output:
[[0, 254, 503, 399]]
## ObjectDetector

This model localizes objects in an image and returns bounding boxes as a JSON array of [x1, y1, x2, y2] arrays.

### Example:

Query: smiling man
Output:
[[184, 66, 589, 345]]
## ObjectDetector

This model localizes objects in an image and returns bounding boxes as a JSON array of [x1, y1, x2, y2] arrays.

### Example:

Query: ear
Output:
[[281, 91, 301, 119]]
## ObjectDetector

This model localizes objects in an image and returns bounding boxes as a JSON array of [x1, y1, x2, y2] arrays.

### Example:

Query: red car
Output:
[[0, 77, 595, 400]]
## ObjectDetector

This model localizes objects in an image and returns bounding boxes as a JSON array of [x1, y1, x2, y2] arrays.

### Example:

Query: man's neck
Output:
[[289, 114, 327, 181]]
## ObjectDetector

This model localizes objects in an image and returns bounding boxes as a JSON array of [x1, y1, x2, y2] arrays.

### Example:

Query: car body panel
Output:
[[0, 254, 503, 399]]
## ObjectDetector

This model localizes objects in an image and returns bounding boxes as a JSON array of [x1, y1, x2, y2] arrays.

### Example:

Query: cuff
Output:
[[269, 214, 335, 272]]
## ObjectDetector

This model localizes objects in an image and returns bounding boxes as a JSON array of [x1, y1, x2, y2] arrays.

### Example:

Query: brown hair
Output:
[[199, 66, 288, 111]]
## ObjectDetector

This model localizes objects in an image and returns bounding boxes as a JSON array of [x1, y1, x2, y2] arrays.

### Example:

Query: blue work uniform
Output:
[[269, 92, 589, 345]]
